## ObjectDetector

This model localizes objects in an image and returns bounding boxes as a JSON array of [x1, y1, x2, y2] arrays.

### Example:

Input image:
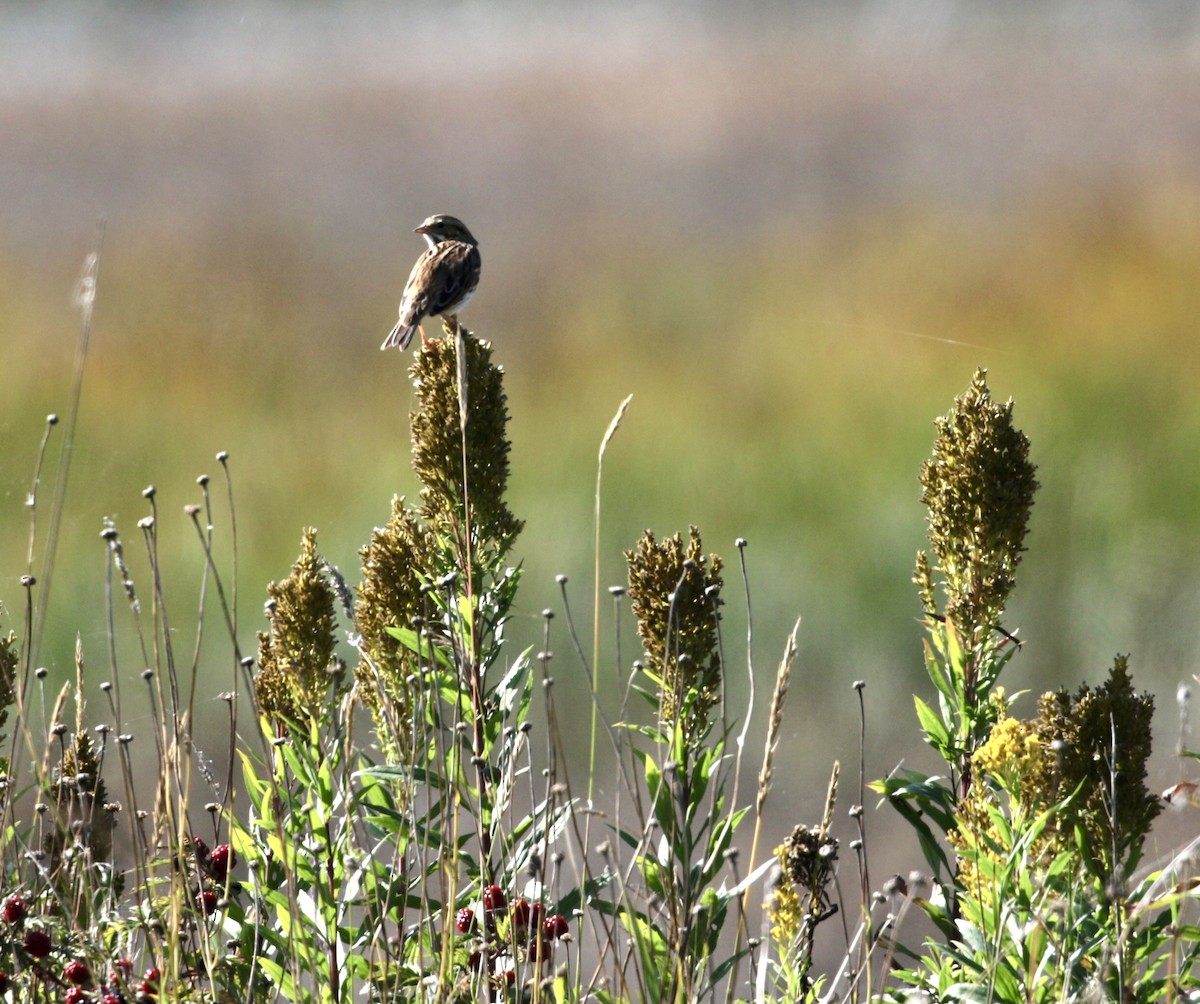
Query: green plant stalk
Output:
[[29, 224, 104, 672], [591, 395, 633, 803]]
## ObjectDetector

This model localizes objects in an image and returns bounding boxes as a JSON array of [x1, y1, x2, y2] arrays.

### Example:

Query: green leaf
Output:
[[637, 750, 677, 837], [385, 625, 457, 670], [945, 981, 992, 1003], [915, 694, 952, 753], [619, 907, 667, 1004], [881, 770, 956, 827]]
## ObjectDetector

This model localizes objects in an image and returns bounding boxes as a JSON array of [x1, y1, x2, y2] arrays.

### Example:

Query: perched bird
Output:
[[381, 214, 481, 351]]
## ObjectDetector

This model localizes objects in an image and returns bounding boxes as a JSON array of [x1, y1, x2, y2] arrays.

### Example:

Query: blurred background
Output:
[[2, 0, 1200, 896]]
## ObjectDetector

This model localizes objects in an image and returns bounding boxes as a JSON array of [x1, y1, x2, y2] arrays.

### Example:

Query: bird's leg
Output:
[[419, 323, 431, 347]]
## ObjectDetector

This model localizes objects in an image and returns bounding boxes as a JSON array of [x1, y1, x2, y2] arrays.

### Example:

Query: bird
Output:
[[381, 214, 481, 351]]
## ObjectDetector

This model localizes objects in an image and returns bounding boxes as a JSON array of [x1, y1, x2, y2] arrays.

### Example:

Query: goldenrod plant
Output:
[[876, 372, 1187, 1004]]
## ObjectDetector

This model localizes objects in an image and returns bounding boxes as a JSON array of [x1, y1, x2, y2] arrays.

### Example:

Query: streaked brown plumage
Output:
[[382, 214, 481, 351]]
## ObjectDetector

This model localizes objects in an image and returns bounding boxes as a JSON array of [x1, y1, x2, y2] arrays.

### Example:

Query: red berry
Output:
[[208, 844, 234, 882], [65, 959, 92, 985], [455, 907, 476, 934], [527, 930, 549, 961], [64, 988, 88, 1004], [0, 972, 9, 992], [191, 835, 210, 861], [23, 927, 52, 958], [2, 895, 26, 924], [509, 898, 531, 929], [197, 889, 219, 915], [102, 995, 122, 1004], [545, 913, 570, 940], [141, 967, 161, 993], [481, 885, 506, 912]]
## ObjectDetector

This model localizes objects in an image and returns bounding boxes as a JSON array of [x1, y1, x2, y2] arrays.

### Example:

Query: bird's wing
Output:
[[398, 241, 479, 325]]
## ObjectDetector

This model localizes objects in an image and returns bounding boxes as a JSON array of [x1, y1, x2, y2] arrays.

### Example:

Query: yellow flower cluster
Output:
[[768, 847, 804, 949], [972, 712, 1044, 800], [949, 697, 1047, 900]]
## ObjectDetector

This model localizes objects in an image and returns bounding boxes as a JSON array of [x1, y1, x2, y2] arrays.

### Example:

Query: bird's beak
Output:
[[414, 225, 431, 235]]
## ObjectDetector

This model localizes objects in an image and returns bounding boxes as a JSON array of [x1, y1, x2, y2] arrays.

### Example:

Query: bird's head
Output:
[[415, 214, 477, 248]]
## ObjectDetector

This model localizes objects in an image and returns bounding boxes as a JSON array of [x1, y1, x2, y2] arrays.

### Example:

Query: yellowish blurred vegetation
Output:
[[4, 185, 1199, 737]]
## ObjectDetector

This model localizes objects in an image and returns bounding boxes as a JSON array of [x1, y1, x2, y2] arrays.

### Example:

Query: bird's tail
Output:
[[381, 318, 417, 351]]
